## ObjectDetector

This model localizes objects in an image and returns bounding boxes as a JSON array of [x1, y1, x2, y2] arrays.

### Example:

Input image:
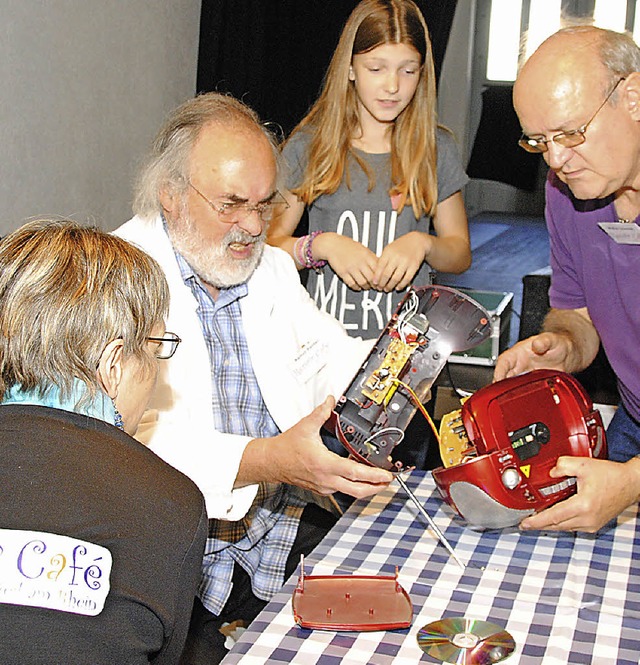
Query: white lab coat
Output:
[[114, 215, 370, 519]]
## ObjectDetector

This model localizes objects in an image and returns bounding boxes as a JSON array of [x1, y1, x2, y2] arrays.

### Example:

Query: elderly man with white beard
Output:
[[114, 92, 392, 665]]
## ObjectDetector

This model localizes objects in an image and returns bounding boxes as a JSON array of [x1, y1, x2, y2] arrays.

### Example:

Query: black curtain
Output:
[[467, 85, 542, 192], [197, 1, 459, 137]]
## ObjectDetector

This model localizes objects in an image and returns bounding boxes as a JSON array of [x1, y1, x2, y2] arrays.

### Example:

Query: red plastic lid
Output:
[[292, 560, 412, 631]]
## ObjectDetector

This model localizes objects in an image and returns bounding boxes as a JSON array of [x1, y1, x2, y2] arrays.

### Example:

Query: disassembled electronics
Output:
[[329, 285, 491, 566], [332, 285, 492, 473], [432, 369, 607, 529]]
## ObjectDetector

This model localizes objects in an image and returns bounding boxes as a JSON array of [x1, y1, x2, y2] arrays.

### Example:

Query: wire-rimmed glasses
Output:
[[147, 331, 181, 359], [188, 181, 289, 224], [518, 77, 626, 154]]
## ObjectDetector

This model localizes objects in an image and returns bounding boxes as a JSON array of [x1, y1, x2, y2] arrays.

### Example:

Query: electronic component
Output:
[[331, 285, 492, 472], [433, 369, 607, 529], [328, 285, 491, 565], [292, 556, 412, 631]]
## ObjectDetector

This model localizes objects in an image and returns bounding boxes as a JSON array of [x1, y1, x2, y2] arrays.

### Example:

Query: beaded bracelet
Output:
[[293, 231, 327, 272], [304, 230, 327, 272]]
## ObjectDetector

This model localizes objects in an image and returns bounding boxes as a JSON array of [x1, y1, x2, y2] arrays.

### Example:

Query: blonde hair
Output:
[[133, 92, 283, 219], [288, 0, 439, 217], [0, 220, 169, 404]]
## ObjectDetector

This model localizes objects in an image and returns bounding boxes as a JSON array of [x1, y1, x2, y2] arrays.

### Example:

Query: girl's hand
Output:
[[373, 232, 431, 291], [314, 233, 378, 291]]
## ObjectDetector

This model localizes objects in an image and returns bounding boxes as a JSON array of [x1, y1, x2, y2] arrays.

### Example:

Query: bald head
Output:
[[515, 26, 640, 115], [515, 28, 610, 122], [513, 26, 640, 201], [522, 26, 603, 73], [133, 92, 282, 220]]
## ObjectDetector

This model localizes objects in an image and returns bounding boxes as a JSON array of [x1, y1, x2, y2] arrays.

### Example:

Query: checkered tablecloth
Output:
[[221, 471, 640, 664]]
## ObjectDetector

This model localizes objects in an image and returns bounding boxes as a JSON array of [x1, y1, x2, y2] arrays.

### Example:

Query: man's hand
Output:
[[520, 456, 640, 533], [494, 307, 600, 382], [240, 396, 394, 498], [493, 332, 572, 381]]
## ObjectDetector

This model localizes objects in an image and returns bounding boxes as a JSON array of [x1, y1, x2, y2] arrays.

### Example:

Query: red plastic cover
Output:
[[292, 564, 412, 631]]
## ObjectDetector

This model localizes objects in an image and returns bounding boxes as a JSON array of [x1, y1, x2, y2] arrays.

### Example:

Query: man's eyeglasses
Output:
[[188, 182, 289, 224], [518, 77, 626, 154], [147, 332, 181, 359]]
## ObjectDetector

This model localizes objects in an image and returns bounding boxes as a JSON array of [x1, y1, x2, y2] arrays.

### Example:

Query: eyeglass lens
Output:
[[518, 77, 625, 154], [189, 182, 287, 223], [148, 333, 181, 359], [519, 131, 585, 153], [218, 202, 276, 223]]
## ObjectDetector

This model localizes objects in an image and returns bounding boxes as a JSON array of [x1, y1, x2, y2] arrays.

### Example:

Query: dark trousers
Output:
[[606, 402, 640, 462], [179, 503, 336, 665]]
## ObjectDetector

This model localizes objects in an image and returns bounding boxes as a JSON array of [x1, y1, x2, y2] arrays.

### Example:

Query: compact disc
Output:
[[417, 617, 515, 664]]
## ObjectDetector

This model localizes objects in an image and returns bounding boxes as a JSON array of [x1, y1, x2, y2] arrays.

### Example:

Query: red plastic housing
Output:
[[292, 567, 412, 631], [432, 370, 607, 529]]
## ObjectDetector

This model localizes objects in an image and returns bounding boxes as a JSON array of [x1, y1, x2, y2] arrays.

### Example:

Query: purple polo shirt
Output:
[[546, 171, 640, 421]]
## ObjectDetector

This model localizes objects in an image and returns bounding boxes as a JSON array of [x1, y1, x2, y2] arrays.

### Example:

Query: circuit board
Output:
[[361, 337, 420, 405], [333, 286, 492, 471]]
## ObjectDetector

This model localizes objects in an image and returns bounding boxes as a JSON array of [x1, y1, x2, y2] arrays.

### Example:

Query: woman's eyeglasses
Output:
[[147, 332, 181, 359]]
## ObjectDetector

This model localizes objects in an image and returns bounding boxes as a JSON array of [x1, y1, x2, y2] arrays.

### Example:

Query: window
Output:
[[485, 0, 639, 83]]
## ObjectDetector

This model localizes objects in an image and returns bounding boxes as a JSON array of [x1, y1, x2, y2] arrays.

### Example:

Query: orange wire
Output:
[[391, 378, 441, 445]]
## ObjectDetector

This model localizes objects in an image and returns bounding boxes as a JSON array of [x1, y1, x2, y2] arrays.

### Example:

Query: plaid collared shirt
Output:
[[172, 243, 305, 615]]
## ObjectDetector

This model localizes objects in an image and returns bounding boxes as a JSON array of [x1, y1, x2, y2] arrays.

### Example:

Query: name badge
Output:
[[290, 339, 329, 383], [0, 528, 112, 616], [598, 222, 640, 244]]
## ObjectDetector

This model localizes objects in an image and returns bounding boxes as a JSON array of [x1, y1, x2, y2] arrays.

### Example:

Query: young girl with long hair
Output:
[[268, 0, 471, 340]]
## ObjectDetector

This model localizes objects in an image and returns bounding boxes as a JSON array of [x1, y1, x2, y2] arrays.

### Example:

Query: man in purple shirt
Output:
[[495, 25, 640, 533]]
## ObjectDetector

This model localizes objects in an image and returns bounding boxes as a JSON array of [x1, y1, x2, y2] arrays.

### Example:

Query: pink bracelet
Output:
[[294, 231, 327, 272], [305, 231, 326, 272], [293, 236, 307, 268]]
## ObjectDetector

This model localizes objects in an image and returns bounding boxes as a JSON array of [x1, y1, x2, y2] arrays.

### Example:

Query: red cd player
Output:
[[432, 369, 607, 529]]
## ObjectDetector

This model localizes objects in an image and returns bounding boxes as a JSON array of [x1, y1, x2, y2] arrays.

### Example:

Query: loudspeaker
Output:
[[519, 273, 550, 340]]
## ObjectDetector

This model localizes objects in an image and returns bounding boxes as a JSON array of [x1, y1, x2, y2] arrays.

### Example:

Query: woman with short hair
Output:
[[0, 219, 207, 664]]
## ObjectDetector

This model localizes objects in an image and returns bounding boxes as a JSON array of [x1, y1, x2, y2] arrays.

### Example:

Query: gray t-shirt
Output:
[[283, 127, 469, 339]]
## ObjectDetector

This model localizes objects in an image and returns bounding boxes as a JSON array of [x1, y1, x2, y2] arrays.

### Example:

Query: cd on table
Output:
[[417, 617, 515, 664]]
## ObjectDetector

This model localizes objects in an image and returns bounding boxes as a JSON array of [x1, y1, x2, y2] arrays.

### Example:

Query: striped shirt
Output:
[[172, 243, 305, 615]]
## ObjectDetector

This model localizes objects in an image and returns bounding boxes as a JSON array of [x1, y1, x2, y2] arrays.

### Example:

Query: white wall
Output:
[[438, 0, 546, 218], [0, 0, 201, 234]]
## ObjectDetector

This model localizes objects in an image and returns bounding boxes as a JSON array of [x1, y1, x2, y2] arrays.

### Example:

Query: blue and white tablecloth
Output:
[[222, 472, 640, 664]]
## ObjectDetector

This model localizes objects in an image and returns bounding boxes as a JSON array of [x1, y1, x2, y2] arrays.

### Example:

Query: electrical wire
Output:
[[444, 361, 467, 401], [396, 290, 419, 343], [362, 426, 405, 448], [390, 377, 440, 445]]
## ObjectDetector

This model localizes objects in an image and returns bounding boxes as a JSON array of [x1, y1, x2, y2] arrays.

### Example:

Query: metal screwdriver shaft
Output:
[[396, 475, 466, 569]]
